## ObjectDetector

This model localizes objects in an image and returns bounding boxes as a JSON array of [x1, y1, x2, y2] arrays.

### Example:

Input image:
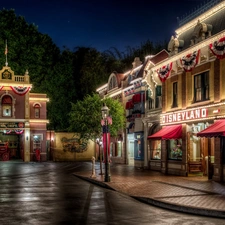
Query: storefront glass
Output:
[[151, 140, 161, 160], [168, 139, 182, 160]]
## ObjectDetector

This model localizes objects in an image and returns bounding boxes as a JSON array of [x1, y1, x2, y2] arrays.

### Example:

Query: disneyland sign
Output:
[[162, 108, 208, 124]]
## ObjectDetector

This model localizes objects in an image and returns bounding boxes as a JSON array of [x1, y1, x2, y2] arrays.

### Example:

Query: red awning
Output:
[[132, 93, 141, 103], [125, 101, 134, 109], [148, 125, 182, 140], [197, 120, 225, 137]]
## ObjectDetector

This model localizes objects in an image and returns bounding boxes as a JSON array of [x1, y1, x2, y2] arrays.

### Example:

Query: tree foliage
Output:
[[69, 94, 125, 142], [0, 8, 167, 132]]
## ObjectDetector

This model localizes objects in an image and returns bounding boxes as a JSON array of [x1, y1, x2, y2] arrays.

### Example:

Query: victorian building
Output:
[[146, 0, 225, 182], [0, 63, 49, 162]]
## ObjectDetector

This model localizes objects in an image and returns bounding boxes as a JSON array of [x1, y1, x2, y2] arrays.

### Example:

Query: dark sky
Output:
[[2, 0, 207, 52]]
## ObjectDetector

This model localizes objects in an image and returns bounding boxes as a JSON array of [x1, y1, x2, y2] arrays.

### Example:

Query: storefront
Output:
[[152, 104, 225, 181], [0, 65, 49, 162]]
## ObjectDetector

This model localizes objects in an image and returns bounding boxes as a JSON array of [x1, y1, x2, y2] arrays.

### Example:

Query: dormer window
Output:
[[108, 74, 117, 90], [2, 95, 12, 117]]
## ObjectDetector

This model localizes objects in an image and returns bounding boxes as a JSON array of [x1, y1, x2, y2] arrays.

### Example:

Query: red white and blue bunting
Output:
[[157, 62, 173, 82], [180, 50, 200, 72], [5, 129, 24, 134], [15, 130, 24, 134], [0, 86, 4, 91], [10, 86, 31, 96], [209, 36, 225, 59]]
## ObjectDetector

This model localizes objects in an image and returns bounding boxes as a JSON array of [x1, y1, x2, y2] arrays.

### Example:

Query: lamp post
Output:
[[101, 103, 111, 182]]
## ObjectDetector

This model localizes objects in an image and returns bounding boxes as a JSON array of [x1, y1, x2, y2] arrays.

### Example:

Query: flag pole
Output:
[[5, 40, 8, 66]]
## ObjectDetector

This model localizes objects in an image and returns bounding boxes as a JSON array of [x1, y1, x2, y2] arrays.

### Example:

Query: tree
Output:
[[68, 93, 125, 142]]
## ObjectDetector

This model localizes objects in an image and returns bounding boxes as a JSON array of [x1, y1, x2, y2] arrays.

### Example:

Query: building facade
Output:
[[0, 65, 49, 162], [147, 0, 225, 182]]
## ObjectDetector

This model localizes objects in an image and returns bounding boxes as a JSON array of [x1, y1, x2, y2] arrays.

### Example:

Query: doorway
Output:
[[127, 134, 134, 166]]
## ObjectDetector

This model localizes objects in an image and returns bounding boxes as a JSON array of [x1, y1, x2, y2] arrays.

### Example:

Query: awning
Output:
[[132, 93, 141, 103], [197, 120, 225, 137], [125, 101, 134, 109], [148, 125, 182, 140]]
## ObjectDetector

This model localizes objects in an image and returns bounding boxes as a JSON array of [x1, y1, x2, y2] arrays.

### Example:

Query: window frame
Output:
[[193, 71, 209, 103]]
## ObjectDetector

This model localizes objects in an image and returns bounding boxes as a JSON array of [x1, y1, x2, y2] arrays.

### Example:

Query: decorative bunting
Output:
[[157, 62, 173, 82], [15, 130, 24, 134], [209, 36, 225, 59], [6, 129, 11, 134], [180, 50, 200, 72], [0, 86, 4, 91], [10, 86, 30, 96]]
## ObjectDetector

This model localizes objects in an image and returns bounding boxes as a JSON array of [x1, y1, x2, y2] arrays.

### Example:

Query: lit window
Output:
[[2, 96, 12, 117], [172, 82, 178, 108], [109, 75, 117, 90], [168, 139, 182, 160], [194, 71, 209, 102], [34, 104, 40, 118]]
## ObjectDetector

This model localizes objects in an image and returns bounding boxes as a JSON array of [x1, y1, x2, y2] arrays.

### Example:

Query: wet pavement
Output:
[[74, 162, 225, 218], [0, 160, 225, 225]]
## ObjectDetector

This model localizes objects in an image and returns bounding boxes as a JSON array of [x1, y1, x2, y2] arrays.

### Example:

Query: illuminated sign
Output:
[[162, 108, 208, 124], [0, 122, 24, 128]]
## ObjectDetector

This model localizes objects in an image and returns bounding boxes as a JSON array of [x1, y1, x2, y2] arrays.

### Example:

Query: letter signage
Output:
[[162, 108, 208, 124]]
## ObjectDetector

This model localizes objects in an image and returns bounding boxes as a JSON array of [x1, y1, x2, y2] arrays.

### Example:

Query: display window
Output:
[[168, 139, 182, 160], [151, 140, 161, 160]]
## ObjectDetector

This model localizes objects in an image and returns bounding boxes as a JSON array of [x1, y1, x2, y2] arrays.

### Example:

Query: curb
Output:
[[74, 174, 225, 219], [133, 196, 225, 218]]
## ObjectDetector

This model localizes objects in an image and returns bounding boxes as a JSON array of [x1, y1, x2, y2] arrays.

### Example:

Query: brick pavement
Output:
[[74, 163, 225, 218]]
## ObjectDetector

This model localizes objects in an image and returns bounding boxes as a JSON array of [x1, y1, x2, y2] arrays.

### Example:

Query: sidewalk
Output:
[[74, 163, 225, 218]]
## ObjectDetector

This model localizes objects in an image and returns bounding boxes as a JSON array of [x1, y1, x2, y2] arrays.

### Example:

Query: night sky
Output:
[[2, 0, 207, 52]]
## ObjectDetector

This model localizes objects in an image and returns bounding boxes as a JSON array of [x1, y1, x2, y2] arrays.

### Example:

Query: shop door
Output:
[[206, 138, 215, 179], [128, 140, 134, 166]]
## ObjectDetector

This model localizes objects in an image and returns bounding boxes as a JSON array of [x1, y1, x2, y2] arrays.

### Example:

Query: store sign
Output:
[[0, 122, 24, 128], [162, 108, 208, 124]]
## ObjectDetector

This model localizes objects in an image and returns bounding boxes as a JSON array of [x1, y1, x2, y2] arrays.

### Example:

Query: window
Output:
[[155, 86, 162, 108], [194, 71, 209, 102], [109, 75, 117, 90], [2, 95, 12, 117], [151, 140, 161, 160], [34, 104, 40, 118], [148, 98, 153, 110], [33, 134, 42, 151], [168, 139, 182, 160], [116, 142, 122, 157], [172, 82, 178, 108]]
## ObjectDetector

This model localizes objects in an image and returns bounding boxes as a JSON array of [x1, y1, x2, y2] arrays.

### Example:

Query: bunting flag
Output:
[[209, 36, 225, 59], [10, 86, 31, 95], [15, 129, 24, 134], [6, 130, 11, 134], [5, 40, 8, 66], [180, 50, 200, 72], [5, 41, 8, 55], [0, 86, 4, 91], [102, 125, 111, 163], [157, 62, 173, 82]]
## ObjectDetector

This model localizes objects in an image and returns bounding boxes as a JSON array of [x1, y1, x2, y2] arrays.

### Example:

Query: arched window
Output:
[[2, 95, 12, 117], [34, 104, 40, 118], [108, 75, 117, 90]]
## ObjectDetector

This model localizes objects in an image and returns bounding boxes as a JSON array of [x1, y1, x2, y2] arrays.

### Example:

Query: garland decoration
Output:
[[157, 62, 173, 82], [6, 130, 11, 134], [209, 36, 225, 59], [10, 86, 31, 96], [180, 50, 200, 72], [15, 130, 24, 134]]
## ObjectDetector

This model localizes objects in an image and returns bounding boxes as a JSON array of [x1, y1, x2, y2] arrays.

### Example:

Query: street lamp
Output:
[[101, 103, 111, 182]]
